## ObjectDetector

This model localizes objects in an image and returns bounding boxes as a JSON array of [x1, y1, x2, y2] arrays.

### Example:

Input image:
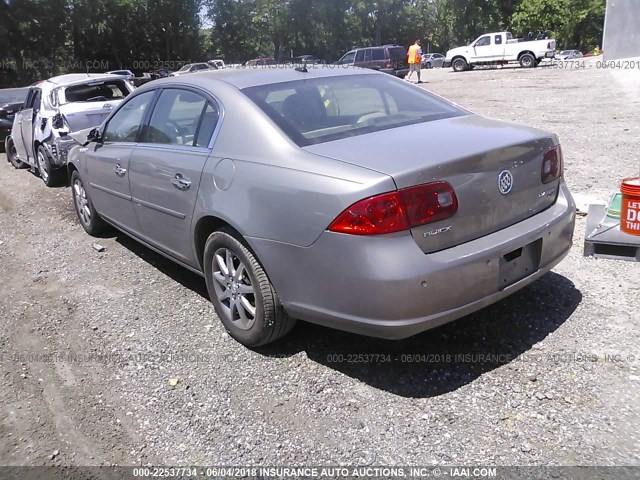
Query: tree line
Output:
[[0, 0, 605, 88]]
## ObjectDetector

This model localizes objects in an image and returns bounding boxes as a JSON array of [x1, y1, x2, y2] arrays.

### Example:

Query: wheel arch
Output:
[[451, 55, 468, 71], [518, 50, 535, 60], [67, 161, 78, 183], [194, 215, 245, 271]]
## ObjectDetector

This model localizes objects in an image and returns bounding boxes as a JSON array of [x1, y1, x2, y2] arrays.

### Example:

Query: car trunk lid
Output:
[[305, 114, 561, 253], [58, 100, 121, 132]]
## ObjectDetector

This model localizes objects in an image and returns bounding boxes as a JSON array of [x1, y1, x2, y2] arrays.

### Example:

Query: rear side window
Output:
[[371, 48, 385, 61], [243, 74, 465, 147], [495, 35, 502, 45], [388, 47, 407, 60], [195, 103, 219, 147], [355, 50, 365, 63], [143, 89, 212, 146]]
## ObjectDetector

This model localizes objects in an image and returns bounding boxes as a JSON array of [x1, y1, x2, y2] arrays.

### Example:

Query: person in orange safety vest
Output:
[[406, 39, 423, 83]]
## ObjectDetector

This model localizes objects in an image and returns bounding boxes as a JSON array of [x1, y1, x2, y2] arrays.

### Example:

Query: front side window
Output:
[[243, 74, 465, 146], [103, 90, 155, 143], [143, 89, 216, 147], [338, 52, 356, 65], [475, 36, 490, 47]]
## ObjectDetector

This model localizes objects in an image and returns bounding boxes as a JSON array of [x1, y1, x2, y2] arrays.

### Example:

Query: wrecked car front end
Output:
[[39, 76, 133, 166]]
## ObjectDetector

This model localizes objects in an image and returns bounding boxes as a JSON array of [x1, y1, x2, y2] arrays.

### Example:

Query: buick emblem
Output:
[[498, 170, 514, 195], [102, 103, 113, 110]]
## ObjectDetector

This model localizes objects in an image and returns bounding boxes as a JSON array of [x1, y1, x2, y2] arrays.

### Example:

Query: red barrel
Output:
[[620, 177, 640, 236]]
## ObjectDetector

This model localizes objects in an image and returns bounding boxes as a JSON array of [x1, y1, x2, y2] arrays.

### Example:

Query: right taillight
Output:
[[542, 145, 563, 184], [328, 181, 458, 236]]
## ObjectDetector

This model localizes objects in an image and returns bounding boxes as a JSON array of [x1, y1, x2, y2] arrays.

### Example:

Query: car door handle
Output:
[[114, 163, 127, 176], [171, 173, 191, 190]]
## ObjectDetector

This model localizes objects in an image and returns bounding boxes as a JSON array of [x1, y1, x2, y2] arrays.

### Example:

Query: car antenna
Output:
[[295, 60, 308, 73]]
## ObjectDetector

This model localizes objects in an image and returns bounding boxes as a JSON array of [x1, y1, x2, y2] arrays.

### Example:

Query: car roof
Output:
[[45, 73, 128, 87], [141, 65, 377, 90]]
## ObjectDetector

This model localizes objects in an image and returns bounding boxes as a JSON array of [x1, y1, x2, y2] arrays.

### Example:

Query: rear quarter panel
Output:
[[191, 80, 396, 248]]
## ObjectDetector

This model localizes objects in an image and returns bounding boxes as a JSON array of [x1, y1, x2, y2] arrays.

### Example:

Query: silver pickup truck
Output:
[[5, 73, 133, 186]]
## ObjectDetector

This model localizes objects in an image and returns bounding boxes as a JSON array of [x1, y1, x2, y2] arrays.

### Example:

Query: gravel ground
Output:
[[1, 62, 639, 468]]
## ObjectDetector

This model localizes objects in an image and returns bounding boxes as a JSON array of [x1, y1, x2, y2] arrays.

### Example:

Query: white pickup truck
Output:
[[444, 32, 556, 72]]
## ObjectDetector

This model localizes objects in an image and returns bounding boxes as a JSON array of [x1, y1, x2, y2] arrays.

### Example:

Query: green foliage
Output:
[[0, 0, 605, 87], [512, 0, 605, 49]]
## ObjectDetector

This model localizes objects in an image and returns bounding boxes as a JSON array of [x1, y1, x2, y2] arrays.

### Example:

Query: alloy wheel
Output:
[[73, 178, 91, 227], [37, 149, 49, 183], [211, 248, 257, 330]]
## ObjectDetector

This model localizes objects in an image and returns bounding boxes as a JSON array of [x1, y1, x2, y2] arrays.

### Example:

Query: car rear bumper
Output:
[[250, 181, 575, 339], [378, 68, 409, 77], [443, 59, 452, 68]]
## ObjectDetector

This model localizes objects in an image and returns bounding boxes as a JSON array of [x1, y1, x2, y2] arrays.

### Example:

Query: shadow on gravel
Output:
[[263, 272, 582, 398], [114, 234, 210, 299], [110, 232, 581, 398]]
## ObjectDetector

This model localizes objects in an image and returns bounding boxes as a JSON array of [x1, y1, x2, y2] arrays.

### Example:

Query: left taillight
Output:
[[542, 145, 563, 184], [328, 181, 459, 236]]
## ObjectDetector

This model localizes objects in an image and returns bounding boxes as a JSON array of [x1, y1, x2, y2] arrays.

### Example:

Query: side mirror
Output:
[[86, 127, 103, 145]]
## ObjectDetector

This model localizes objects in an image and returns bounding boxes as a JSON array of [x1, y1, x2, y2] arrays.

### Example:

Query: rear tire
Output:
[[452, 58, 468, 72], [5, 137, 28, 169], [519, 53, 535, 68], [204, 229, 296, 347], [37, 145, 64, 187], [71, 170, 107, 236]]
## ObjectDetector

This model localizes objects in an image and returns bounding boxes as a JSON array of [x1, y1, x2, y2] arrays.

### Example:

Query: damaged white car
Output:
[[5, 73, 133, 186]]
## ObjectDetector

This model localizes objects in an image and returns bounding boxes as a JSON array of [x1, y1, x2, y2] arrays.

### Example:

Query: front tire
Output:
[[204, 229, 295, 347], [519, 53, 535, 68], [37, 145, 64, 187], [5, 137, 28, 169], [452, 58, 468, 72], [71, 170, 107, 236]]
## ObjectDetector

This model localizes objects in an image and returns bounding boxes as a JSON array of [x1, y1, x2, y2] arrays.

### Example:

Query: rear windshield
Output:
[[388, 47, 407, 60], [60, 80, 130, 104], [242, 74, 465, 146]]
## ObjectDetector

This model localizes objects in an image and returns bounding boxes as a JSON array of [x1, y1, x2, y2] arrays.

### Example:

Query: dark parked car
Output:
[[293, 55, 322, 65], [132, 69, 174, 87], [68, 66, 574, 347], [337, 45, 408, 78], [422, 53, 445, 68], [0, 87, 28, 153]]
